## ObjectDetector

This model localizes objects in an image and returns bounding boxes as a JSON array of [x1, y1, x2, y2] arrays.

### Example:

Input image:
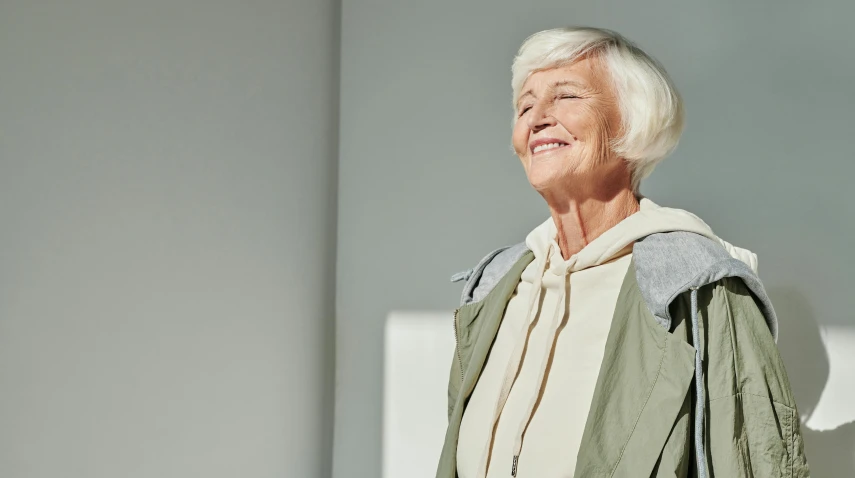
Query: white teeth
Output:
[[532, 142, 566, 153]]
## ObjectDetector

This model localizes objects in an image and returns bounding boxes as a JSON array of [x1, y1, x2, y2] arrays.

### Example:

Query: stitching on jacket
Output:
[[705, 278, 797, 410], [706, 391, 796, 411], [733, 311, 797, 402], [609, 333, 668, 477], [720, 278, 743, 396], [788, 407, 794, 478]]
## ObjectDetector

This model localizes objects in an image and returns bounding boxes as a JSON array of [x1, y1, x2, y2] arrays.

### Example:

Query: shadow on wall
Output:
[[768, 287, 855, 477]]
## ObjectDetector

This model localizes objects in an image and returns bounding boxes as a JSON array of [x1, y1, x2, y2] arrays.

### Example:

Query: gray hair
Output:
[[512, 27, 684, 192]]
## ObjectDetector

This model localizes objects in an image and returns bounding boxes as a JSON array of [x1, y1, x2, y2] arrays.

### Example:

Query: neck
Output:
[[542, 186, 640, 261]]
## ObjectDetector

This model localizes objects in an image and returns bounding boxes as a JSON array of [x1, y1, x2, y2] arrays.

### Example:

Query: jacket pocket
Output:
[[706, 393, 797, 477]]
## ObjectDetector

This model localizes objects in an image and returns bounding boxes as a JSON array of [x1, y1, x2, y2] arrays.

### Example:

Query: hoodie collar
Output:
[[525, 196, 719, 275]]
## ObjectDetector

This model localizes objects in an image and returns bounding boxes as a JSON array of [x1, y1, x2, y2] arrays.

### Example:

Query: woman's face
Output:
[[512, 57, 624, 195]]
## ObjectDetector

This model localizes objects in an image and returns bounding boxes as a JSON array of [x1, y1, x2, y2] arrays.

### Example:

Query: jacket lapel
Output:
[[574, 257, 696, 477]]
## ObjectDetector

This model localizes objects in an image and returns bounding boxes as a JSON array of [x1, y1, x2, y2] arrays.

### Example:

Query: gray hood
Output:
[[634, 230, 778, 341]]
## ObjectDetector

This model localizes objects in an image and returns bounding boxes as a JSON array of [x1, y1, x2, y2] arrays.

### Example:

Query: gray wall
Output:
[[0, 1, 339, 477], [336, 1, 855, 477]]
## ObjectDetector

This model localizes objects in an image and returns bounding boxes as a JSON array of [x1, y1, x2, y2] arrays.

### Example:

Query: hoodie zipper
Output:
[[453, 307, 464, 384]]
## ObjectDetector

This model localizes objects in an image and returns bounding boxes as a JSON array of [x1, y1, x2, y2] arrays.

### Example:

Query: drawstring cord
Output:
[[690, 286, 707, 478], [474, 247, 551, 478], [511, 268, 568, 476]]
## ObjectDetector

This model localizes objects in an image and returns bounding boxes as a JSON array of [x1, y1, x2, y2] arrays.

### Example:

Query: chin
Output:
[[526, 170, 564, 192]]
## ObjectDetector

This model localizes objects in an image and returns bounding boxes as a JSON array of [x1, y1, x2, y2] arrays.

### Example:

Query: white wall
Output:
[[336, 1, 855, 477], [0, 1, 339, 477], [382, 312, 455, 478]]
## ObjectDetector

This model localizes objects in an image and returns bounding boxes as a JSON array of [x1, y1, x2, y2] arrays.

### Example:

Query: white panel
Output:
[[383, 311, 456, 478], [806, 325, 855, 431]]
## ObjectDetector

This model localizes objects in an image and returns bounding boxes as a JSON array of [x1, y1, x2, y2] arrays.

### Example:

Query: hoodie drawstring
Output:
[[690, 286, 708, 478], [475, 242, 573, 478], [511, 269, 568, 476], [475, 246, 552, 478]]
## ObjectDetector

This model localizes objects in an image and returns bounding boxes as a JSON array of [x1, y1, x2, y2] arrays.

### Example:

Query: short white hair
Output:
[[512, 27, 684, 193]]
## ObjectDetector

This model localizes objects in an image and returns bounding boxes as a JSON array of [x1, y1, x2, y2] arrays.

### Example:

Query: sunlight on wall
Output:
[[806, 325, 855, 431], [383, 312, 455, 478]]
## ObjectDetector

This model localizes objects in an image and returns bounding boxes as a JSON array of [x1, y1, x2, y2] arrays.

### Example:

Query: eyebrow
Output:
[[516, 79, 587, 109]]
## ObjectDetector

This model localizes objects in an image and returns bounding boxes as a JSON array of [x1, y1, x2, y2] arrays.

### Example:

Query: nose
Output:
[[526, 102, 557, 132]]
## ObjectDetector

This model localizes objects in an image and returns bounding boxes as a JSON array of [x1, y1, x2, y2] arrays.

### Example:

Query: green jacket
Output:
[[437, 231, 809, 477]]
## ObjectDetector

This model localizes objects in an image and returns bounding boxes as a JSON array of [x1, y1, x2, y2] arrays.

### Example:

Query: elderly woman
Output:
[[437, 27, 809, 478]]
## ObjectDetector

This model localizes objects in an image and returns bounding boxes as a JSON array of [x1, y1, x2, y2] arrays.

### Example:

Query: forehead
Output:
[[519, 57, 610, 96]]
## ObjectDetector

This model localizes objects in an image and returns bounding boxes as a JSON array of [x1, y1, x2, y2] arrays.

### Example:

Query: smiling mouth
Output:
[[531, 142, 570, 155]]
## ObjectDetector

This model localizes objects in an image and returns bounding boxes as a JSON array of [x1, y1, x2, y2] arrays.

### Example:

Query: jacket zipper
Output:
[[453, 308, 464, 384]]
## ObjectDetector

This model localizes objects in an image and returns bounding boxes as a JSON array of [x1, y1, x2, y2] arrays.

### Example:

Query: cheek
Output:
[[581, 98, 620, 138], [585, 106, 612, 140], [512, 124, 529, 157], [563, 103, 601, 136], [574, 104, 616, 164]]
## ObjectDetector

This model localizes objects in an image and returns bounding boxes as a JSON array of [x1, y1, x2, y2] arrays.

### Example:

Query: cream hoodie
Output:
[[456, 197, 756, 478]]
